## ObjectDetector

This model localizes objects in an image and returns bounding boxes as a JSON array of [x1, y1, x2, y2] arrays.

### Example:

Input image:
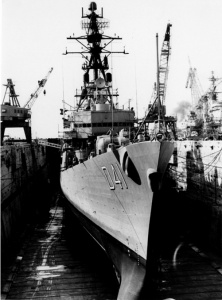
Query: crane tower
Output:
[[146, 23, 172, 120], [135, 23, 176, 140]]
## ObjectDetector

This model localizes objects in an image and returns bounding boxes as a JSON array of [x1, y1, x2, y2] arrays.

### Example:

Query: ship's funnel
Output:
[[96, 77, 105, 88]]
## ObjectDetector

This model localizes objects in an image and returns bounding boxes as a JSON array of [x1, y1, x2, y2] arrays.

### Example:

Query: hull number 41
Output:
[[102, 163, 128, 190]]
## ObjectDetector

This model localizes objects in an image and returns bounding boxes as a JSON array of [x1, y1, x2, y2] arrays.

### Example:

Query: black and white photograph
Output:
[[1, 1, 222, 299]]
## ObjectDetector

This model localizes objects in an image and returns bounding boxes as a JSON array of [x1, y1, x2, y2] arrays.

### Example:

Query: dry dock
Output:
[[1, 192, 222, 300]]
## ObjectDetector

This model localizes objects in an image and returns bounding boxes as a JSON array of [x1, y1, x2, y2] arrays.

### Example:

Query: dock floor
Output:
[[155, 244, 222, 300], [1, 192, 222, 300]]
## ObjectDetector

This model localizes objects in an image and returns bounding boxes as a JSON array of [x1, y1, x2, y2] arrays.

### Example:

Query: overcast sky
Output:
[[1, 0, 222, 138]]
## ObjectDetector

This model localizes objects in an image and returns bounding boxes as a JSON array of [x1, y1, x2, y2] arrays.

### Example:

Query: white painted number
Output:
[[102, 164, 128, 190]]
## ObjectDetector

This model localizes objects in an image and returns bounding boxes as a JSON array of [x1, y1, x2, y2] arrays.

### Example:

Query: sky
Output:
[[1, 0, 222, 139]]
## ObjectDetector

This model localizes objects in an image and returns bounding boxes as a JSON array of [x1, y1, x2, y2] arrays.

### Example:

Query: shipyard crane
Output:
[[144, 23, 172, 120], [23, 67, 53, 109], [1, 79, 32, 143], [135, 23, 176, 140], [1, 68, 53, 143], [158, 23, 172, 112], [186, 67, 204, 110]]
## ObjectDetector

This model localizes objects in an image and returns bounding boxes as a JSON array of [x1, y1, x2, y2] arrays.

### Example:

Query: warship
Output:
[[60, 2, 174, 299], [179, 68, 222, 140]]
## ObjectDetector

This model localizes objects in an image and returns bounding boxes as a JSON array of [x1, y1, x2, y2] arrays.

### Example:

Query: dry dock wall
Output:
[[166, 140, 222, 255], [1, 142, 60, 257]]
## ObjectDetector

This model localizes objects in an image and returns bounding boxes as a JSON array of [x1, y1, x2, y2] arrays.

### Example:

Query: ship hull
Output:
[[60, 140, 174, 299], [167, 140, 222, 254], [64, 198, 147, 299]]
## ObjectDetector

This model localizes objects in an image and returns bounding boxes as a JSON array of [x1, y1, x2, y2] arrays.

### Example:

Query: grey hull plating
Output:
[[60, 141, 174, 299]]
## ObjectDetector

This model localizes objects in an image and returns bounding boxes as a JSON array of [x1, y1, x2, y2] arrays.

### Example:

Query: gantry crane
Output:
[[1, 79, 31, 143], [1, 68, 53, 143]]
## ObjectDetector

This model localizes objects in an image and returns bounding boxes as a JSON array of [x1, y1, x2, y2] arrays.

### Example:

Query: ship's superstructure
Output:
[[61, 2, 134, 147], [60, 3, 174, 299]]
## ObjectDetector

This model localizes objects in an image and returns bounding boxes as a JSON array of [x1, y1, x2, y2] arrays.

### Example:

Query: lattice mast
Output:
[[63, 2, 128, 110]]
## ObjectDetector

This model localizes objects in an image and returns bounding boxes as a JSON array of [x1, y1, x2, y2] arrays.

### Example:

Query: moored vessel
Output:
[[166, 70, 222, 255], [60, 2, 174, 299]]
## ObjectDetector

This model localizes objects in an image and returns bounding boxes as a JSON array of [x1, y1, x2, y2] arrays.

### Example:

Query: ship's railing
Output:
[[38, 140, 61, 149]]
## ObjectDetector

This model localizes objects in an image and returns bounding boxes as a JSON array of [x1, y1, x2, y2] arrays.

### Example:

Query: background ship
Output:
[[165, 69, 222, 255], [137, 24, 222, 257], [178, 68, 222, 140], [60, 2, 174, 299]]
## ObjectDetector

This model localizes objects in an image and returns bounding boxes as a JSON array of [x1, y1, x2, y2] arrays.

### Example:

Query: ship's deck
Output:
[[1, 193, 222, 300]]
